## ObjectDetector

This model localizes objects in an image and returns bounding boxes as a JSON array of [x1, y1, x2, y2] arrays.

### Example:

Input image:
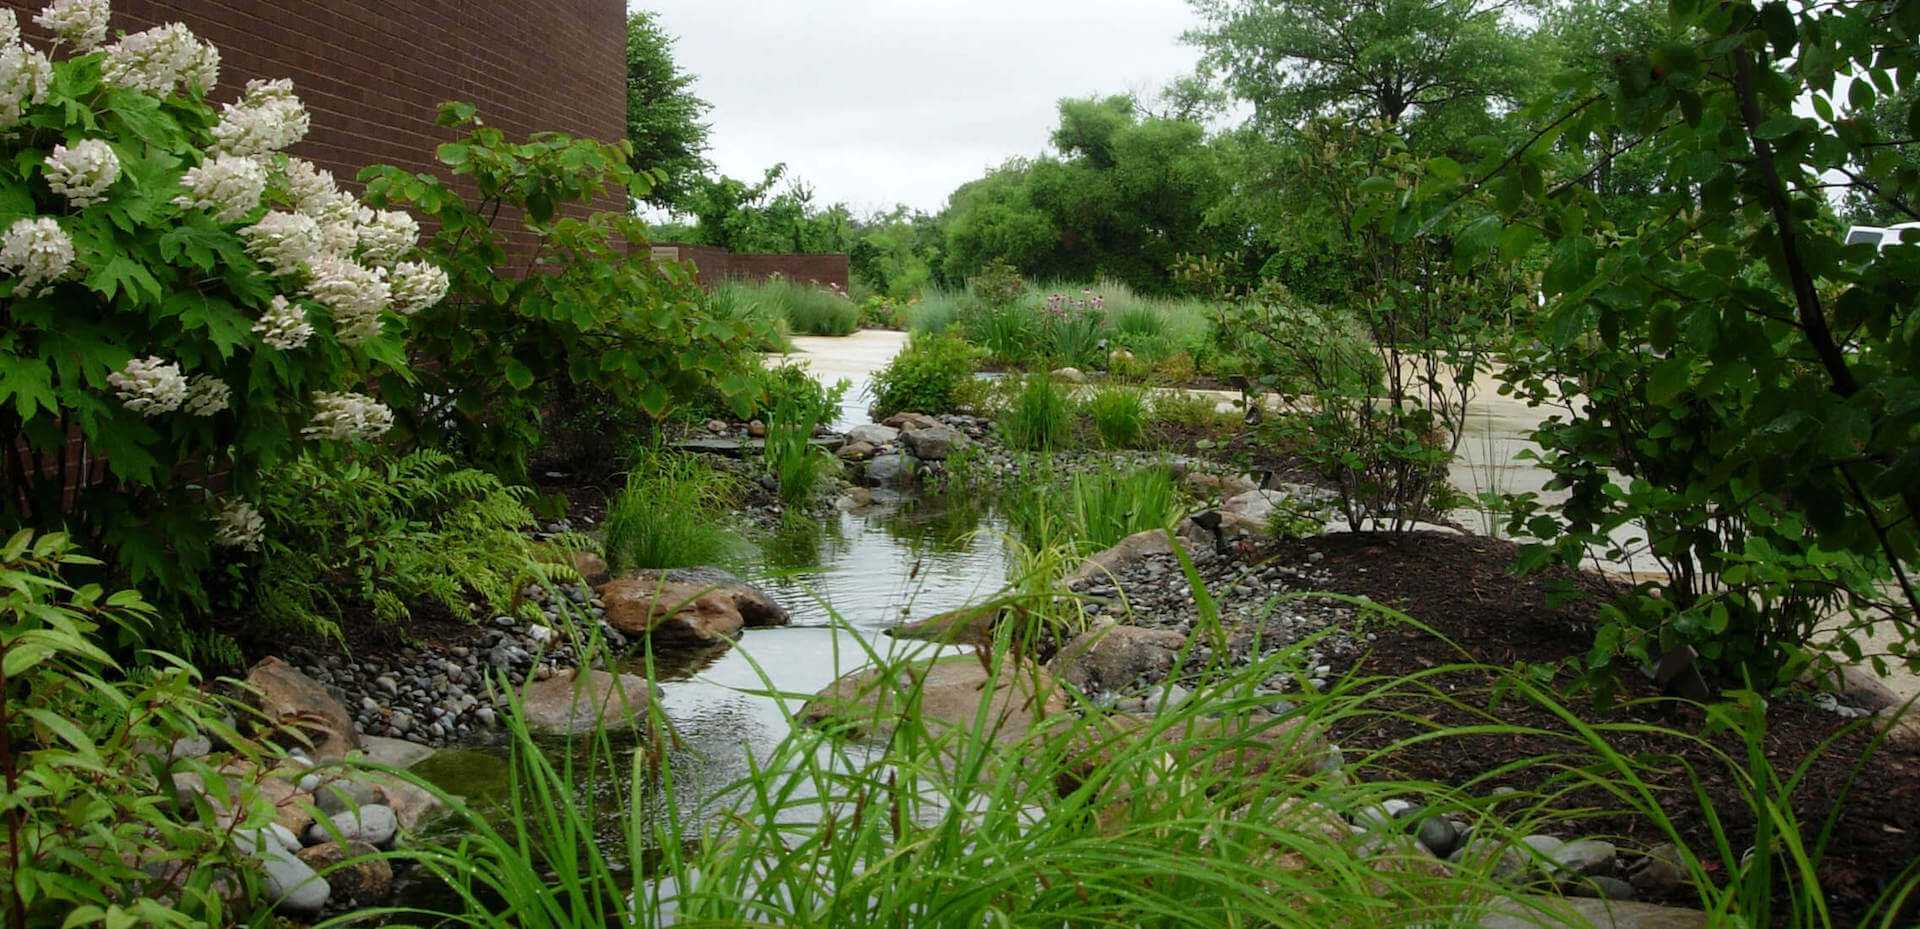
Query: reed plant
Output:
[[602, 445, 743, 573], [1003, 463, 1184, 556], [1084, 384, 1150, 448], [997, 375, 1076, 451]]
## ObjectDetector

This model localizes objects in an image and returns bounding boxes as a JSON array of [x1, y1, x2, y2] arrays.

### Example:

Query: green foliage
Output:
[[624, 11, 711, 209], [997, 375, 1076, 452], [703, 282, 792, 352], [602, 447, 741, 574], [0, 531, 262, 927], [1084, 385, 1149, 449], [1466, 0, 1920, 690], [867, 333, 979, 419], [359, 104, 764, 480], [251, 450, 549, 639], [1006, 464, 1184, 555], [0, 26, 424, 624], [752, 363, 848, 428], [764, 393, 837, 507], [940, 98, 1237, 293], [724, 276, 859, 337], [681, 165, 854, 254]]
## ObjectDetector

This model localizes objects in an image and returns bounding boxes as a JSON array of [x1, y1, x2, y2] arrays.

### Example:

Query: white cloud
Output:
[[637, 0, 1203, 215]]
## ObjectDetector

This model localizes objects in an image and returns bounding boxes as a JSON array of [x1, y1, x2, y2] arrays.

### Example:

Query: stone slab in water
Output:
[[671, 436, 845, 457]]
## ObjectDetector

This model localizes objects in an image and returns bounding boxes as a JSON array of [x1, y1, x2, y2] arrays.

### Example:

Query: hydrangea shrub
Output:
[[0, 2, 446, 630]]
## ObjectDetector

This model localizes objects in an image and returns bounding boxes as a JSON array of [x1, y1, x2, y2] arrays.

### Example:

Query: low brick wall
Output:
[[652, 243, 851, 291]]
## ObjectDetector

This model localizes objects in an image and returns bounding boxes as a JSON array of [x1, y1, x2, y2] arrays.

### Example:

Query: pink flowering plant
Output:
[[0, 3, 446, 618]]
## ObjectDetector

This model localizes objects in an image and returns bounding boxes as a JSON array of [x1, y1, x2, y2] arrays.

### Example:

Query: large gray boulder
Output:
[[903, 423, 969, 461], [846, 423, 900, 446], [865, 453, 915, 487]]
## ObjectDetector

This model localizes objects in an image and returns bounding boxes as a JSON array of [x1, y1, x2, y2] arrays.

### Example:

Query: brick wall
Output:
[[1, 0, 631, 232], [651, 243, 851, 292]]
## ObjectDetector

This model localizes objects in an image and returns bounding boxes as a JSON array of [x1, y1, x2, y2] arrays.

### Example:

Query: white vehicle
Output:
[[1843, 221, 1920, 249]]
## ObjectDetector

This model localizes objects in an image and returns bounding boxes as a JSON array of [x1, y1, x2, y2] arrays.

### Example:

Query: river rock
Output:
[[297, 840, 391, 905], [839, 440, 879, 461], [1049, 622, 1189, 694], [1181, 471, 1259, 499], [306, 803, 398, 848], [567, 550, 611, 586], [1551, 838, 1618, 876], [1479, 897, 1707, 929], [312, 778, 382, 815], [1051, 367, 1088, 384], [243, 657, 362, 761], [518, 668, 653, 735], [1627, 843, 1689, 897], [356, 735, 435, 770], [598, 568, 790, 647], [884, 602, 999, 644], [801, 657, 1067, 747], [1816, 663, 1902, 712], [881, 412, 942, 432], [235, 828, 330, 914], [864, 453, 915, 487], [1222, 489, 1291, 524], [846, 423, 900, 446], [1062, 529, 1178, 588], [902, 423, 969, 460]]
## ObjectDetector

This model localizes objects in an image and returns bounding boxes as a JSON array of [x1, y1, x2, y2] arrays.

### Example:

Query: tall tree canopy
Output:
[[1184, 0, 1537, 135], [626, 10, 712, 209], [940, 96, 1235, 293]]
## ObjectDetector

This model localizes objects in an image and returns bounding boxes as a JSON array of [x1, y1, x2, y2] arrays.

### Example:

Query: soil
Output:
[[1285, 530, 1920, 925]]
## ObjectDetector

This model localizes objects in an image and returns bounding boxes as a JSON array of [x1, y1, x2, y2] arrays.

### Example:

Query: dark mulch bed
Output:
[[1282, 530, 1920, 924]]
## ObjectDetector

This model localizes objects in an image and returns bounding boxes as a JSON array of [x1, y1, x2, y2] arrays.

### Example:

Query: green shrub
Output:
[[1084, 385, 1149, 449], [753, 363, 849, 428], [252, 450, 554, 640], [1006, 463, 1184, 558], [905, 288, 964, 334], [602, 447, 742, 573], [0, 531, 267, 926], [1151, 391, 1235, 431], [868, 333, 979, 418], [0, 21, 443, 634], [998, 375, 1076, 452], [708, 281, 793, 351], [747, 276, 860, 336], [360, 104, 764, 480]]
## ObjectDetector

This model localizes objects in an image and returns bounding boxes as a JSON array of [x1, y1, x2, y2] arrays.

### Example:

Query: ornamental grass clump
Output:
[[602, 446, 743, 573], [0, 2, 448, 652], [997, 374, 1076, 451]]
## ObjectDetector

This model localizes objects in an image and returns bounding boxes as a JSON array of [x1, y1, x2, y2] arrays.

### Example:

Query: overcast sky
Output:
[[636, 0, 1205, 217]]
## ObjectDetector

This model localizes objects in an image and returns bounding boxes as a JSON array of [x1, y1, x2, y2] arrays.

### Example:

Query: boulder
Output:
[[801, 657, 1067, 747], [305, 803, 398, 848], [1063, 528, 1178, 588], [568, 550, 611, 586], [243, 657, 361, 761], [1222, 489, 1289, 524], [838, 440, 879, 461], [1478, 896, 1707, 929], [368, 776, 444, 831], [1051, 367, 1088, 384], [885, 602, 1000, 644], [597, 568, 790, 647], [902, 423, 969, 461], [881, 412, 943, 432], [1049, 622, 1189, 694], [296, 840, 391, 905], [1551, 839, 1618, 876], [517, 668, 653, 736], [1181, 471, 1259, 500], [846, 423, 900, 446], [234, 828, 329, 915], [864, 453, 915, 487], [355, 735, 435, 770]]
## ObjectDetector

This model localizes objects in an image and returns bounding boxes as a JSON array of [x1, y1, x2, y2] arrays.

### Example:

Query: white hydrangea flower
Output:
[[0, 42, 54, 130], [102, 23, 219, 97], [278, 158, 337, 211], [303, 254, 390, 344], [252, 295, 314, 350], [239, 211, 321, 276], [212, 499, 265, 551], [35, 0, 111, 51], [0, 10, 20, 48], [355, 209, 418, 267], [389, 260, 450, 316], [175, 154, 266, 223], [303, 391, 393, 441], [183, 375, 230, 416], [108, 356, 188, 416], [210, 78, 310, 157], [44, 139, 120, 208], [0, 217, 75, 294]]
